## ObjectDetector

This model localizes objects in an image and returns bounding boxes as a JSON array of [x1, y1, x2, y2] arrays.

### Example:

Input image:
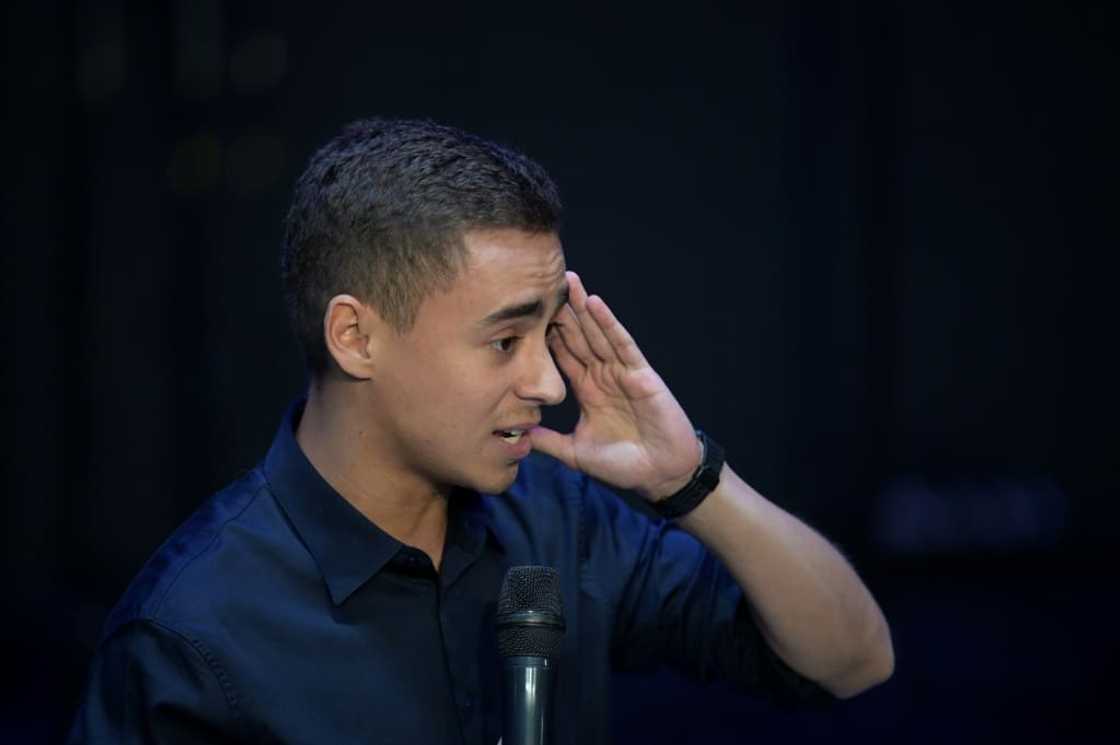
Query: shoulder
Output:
[[485, 453, 662, 554], [101, 468, 288, 641], [496, 452, 614, 520], [509, 451, 585, 498]]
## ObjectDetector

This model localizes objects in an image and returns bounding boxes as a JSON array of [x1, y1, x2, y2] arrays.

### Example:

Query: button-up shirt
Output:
[[68, 400, 826, 744]]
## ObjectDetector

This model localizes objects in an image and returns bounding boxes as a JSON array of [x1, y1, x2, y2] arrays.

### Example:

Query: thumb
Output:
[[528, 426, 577, 470]]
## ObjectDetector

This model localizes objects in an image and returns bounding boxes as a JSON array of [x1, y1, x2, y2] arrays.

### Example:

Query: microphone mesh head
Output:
[[496, 566, 566, 658], [497, 566, 564, 617]]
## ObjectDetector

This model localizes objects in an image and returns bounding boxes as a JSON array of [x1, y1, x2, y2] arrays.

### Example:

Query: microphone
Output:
[[496, 566, 566, 745]]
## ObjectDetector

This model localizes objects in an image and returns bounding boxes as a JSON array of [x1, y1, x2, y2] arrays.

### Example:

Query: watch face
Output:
[[699, 438, 724, 487]]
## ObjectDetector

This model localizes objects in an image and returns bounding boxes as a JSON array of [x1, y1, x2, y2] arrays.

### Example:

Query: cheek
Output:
[[397, 352, 504, 421], [391, 332, 512, 404], [443, 375, 520, 446]]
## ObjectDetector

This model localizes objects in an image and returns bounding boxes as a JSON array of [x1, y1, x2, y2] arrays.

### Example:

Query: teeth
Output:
[[499, 430, 524, 443]]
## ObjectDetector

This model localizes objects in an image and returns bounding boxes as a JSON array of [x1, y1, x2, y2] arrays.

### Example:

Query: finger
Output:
[[548, 324, 586, 382], [567, 271, 615, 361], [554, 304, 594, 366], [586, 294, 649, 369], [528, 425, 577, 469]]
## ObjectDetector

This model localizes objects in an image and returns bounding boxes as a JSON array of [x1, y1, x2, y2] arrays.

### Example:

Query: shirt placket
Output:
[[438, 526, 495, 745]]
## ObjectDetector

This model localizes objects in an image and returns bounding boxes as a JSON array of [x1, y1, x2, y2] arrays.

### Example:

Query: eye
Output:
[[491, 336, 520, 354]]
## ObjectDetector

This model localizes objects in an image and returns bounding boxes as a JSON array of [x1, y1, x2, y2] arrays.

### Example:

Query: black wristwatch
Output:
[[651, 430, 725, 520]]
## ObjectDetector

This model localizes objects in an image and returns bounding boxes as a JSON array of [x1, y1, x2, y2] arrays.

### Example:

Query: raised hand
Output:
[[529, 271, 703, 502]]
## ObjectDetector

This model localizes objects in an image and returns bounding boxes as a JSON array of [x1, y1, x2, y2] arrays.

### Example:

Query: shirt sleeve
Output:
[[67, 619, 243, 744], [579, 475, 833, 705]]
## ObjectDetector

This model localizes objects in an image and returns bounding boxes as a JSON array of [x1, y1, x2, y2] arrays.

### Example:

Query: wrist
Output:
[[648, 430, 725, 520], [639, 435, 703, 502]]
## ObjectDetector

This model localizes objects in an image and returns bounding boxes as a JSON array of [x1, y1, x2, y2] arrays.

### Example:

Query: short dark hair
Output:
[[281, 117, 563, 376]]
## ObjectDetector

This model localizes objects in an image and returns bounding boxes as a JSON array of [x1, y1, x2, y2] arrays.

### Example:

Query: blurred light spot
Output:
[[873, 473, 1069, 554], [173, 0, 225, 99], [229, 32, 288, 94], [226, 133, 286, 196], [167, 133, 223, 195]]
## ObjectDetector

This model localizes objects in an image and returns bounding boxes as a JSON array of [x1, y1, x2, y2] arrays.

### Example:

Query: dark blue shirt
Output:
[[68, 400, 826, 744]]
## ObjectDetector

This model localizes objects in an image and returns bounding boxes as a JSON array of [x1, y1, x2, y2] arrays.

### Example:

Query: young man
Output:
[[69, 118, 893, 743]]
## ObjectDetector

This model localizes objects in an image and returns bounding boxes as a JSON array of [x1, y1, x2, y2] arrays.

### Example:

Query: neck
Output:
[[295, 377, 449, 569]]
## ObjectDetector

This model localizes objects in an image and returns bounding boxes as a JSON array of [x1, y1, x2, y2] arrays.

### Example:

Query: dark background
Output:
[[3, 1, 1116, 742]]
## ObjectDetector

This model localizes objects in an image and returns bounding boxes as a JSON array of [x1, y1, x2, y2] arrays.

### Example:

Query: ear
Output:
[[322, 294, 386, 380]]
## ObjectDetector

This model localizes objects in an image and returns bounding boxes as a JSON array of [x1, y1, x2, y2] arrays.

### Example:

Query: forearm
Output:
[[542, 272, 893, 695], [676, 464, 894, 698]]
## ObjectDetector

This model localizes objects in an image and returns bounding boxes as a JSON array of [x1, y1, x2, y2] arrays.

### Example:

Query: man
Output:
[[69, 118, 893, 743]]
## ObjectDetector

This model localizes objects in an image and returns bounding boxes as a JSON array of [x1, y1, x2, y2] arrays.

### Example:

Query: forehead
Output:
[[462, 228, 566, 286], [412, 228, 567, 330]]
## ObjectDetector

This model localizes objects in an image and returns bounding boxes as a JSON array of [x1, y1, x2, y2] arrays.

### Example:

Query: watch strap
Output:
[[652, 430, 724, 520]]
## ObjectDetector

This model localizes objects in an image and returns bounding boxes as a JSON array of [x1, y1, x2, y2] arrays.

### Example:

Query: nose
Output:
[[516, 336, 567, 406]]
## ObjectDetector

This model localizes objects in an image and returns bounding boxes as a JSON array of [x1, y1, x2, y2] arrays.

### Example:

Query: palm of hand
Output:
[[531, 273, 702, 500]]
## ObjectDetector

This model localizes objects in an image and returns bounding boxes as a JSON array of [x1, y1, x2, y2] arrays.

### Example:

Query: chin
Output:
[[470, 462, 521, 495]]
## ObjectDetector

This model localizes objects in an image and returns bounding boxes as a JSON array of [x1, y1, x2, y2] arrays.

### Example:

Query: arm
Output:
[[676, 464, 893, 698], [68, 620, 240, 744], [531, 271, 893, 699]]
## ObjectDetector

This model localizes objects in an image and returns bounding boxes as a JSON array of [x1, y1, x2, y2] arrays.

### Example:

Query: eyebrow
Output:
[[478, 285, 570, 327]]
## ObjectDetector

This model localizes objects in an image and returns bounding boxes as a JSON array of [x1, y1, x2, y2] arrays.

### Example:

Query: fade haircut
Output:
[[281, 117, 563, 376]]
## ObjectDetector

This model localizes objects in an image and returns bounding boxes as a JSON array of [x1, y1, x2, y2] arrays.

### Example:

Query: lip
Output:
[[495, 434, 533, 459], [494, 421, 540, 433], [492, 424, 536, 459]]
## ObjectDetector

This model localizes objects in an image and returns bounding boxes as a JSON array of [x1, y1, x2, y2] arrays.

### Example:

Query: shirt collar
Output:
[[262, 398, 498, 605]]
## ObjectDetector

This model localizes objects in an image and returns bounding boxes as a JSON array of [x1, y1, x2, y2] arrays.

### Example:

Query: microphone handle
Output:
[[501, 655, 556, 745]]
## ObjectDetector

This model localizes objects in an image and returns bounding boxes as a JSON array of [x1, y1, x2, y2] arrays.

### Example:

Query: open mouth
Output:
[[494, 429, 527, 444]]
